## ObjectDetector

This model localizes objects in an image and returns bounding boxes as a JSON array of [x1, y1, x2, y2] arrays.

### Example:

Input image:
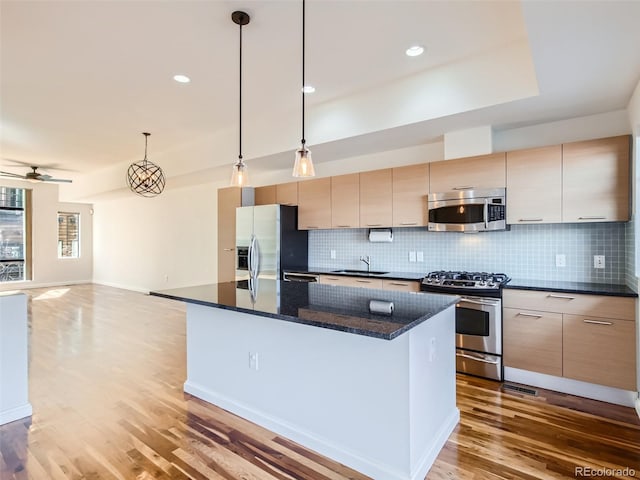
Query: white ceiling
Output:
[[1, 0, 640, 194]]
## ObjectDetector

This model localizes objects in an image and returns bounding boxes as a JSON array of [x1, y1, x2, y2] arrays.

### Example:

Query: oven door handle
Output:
[[457, 298, 499, 306], [456, 351, 500, 365]]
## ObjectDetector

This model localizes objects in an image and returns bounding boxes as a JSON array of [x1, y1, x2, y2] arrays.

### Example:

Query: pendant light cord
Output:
[[301, 0, 306, 147], [239, 23, 243, 161], [143, 132, 150, 165]]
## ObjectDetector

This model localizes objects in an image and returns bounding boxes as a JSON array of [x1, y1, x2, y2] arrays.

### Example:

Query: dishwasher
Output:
[[282, 272, 319, 283]]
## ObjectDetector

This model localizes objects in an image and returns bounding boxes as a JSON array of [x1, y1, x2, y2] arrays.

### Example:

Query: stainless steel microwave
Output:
[[427, 188, 506, 232]]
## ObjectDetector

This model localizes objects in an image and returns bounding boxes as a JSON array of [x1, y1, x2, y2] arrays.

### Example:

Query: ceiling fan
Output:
[[0, 166, 72, 183]]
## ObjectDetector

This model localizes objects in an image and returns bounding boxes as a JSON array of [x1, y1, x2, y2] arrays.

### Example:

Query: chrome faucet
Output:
[[360, 255, 371, 272]]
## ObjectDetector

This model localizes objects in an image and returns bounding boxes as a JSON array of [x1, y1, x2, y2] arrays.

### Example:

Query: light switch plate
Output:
[[417, 251, 424, 262], [330, 249, 336, 259], [555, 254, 566, 267], [594, 255, 605, 269], [409, 251, 417, 262]]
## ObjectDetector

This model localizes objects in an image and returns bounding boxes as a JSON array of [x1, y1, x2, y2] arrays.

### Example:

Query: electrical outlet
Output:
[[417, 251, 424, 262], [429, 337, 436, 362], [164, 274, 169, 282], [409, 251, 417, 263], [249, 352, 259, 370], [555, 254, 566, 267], [330, 249, 336, 259], [594, 255, 605, 269]]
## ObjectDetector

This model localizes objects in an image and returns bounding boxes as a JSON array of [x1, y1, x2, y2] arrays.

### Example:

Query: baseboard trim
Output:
[[185, 380, 453, 480], [0, 279, 92, 292], [635, 396, 640, 419], [92, 281, 149, 294], [410, 408, 460, 480], [504, 367, 636, 407], [0, 403, 32, 426]]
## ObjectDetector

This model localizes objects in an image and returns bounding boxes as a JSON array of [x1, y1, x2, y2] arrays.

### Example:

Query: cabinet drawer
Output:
[[503, 289, 635, 320], [563, 314, 636, 390], [381, 279, 420, 292], [319, 275, 383, 290], [503, 308, 563, 377]]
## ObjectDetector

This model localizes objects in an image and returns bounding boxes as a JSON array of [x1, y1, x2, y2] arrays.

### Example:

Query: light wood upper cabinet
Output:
[[429, 153, 506, 192], [276, 182, 298, 206], [392, 164, 428, 227], [563, 314, 636, 391], [331, 174, 360, 229], [506, 145, 562, 224], [360, 169, 393, 228], [562, 135, 630, 222], [254, 185, 276, 205], [297, 178, 331, 230], [503, 307, 563, 377]]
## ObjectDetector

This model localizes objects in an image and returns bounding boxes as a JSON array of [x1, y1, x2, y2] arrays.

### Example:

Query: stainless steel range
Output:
[[421, 271, 510, 381]]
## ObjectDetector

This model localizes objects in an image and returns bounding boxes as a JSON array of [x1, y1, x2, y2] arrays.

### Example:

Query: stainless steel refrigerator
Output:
[[235, 205, 308, 281]]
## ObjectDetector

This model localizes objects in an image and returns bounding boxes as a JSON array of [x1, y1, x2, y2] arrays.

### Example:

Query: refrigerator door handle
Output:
[[249, 235, 260, 278]]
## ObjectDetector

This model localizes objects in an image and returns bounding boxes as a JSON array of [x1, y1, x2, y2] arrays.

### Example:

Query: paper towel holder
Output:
[[368, 228, 393, 243]]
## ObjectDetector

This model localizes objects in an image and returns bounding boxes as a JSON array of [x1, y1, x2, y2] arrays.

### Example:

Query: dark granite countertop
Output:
[[284, 267, 425, 281], [150, 280, 458, 340], [505, 279, 638, 298]]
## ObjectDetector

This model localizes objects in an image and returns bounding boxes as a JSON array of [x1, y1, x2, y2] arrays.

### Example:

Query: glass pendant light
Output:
[[292, 0, 315, 178], [230, 11, 250, 187]]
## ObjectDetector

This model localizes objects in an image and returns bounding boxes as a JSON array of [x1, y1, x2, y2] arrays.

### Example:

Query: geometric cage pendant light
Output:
[[230, 10, 251, 187], [126, 132, 166, 197], [292, 0, 315, 178]]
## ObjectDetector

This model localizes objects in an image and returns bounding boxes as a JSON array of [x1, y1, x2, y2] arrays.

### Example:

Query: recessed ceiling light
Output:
[[302, 85, 315, 93], [405, 45, 424, 57], [173, 74, 191, 83]]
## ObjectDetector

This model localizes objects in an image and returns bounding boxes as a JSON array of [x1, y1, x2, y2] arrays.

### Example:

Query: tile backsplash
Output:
[[309, 223, 633, 285]]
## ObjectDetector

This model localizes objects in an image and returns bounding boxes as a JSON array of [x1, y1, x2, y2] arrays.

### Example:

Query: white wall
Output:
[[92, 181, 217, 292], [0, 180, 93, 291]]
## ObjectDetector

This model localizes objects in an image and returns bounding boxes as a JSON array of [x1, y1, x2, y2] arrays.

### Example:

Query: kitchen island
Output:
[[151, 280, 459, 480]]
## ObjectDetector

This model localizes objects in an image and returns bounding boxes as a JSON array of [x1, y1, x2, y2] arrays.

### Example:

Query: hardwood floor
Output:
[[1, 284, 638, 479]]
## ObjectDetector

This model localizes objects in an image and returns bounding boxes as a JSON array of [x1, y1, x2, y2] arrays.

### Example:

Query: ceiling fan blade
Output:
[[0, 170, 27, 179], [43, 178, 73, 183]]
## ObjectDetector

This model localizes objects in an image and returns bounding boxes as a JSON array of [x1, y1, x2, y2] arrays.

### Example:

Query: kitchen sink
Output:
[[330, 269, 389, 276]]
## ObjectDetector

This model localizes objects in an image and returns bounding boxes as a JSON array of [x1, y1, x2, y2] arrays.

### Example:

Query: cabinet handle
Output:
[[366, 224, 382, 227], [547, 294, 575, 300], [356, 280, 372, 283], [223, 248, 235, 251], [518, 218, 543, 222], [399, 222, 418, 226], [583, 319, 613, 326], [516, 312, 543, 318], [453, 186, 474, 190], [306, 226, 319, 229], [578, 216, 606, 220], [389, 282, 409, 286], [336, 225, 351, 228]]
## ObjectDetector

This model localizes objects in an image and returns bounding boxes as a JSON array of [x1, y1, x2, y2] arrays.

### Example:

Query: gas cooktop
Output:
[[420, 270, 510, 297]]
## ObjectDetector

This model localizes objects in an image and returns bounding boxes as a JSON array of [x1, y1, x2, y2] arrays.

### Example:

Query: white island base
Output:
[[184, 303, 459, 480]]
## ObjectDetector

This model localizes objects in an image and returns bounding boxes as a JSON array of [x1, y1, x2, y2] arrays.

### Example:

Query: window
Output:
[[58, 212, 80, 258], [0, 187, 27, 282]]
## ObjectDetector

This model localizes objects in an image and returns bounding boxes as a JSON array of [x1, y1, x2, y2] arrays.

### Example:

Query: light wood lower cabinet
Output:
[[503, 307, 563, 377], [319, 275, 383, 289], [318, 275, 420, 292], [563, 314, 636, 391], [381, 279, 421, 292], [503, 289, 637, 391]]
